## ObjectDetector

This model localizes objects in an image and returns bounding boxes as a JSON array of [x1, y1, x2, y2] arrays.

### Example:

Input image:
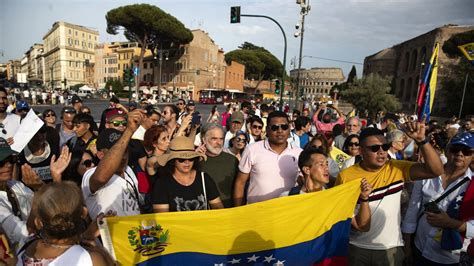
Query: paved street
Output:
[[31, 98, 229, 122]]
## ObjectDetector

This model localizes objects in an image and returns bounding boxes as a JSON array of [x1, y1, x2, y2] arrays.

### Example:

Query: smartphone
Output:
[[423, 201, 441, 214], [191, 112, 201, 125]]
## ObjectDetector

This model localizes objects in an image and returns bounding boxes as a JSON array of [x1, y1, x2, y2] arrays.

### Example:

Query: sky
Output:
[[1, 0, 473, 77]]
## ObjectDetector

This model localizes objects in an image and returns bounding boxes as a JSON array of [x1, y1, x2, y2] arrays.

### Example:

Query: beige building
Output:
[[25, 43, 45, 87], [290, 67, 345, 100], [94, 43, 118, 88], [6, 60, 20, 81], [42, 21, 99, 89], [363, 24, 474, 113], [224, 61, 245, 91]]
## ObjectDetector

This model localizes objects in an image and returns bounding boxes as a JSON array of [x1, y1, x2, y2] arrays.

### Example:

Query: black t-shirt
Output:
[[128, 139, 147, 172], [18, 144, 57, 183], [151, 171, 220, 212]]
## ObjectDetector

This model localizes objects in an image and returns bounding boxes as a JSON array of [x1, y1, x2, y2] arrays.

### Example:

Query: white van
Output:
[[77, 88, 93, 99]]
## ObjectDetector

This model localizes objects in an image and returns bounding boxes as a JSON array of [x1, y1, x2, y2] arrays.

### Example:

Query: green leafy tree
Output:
[[106, 4, 193, 84], [438, 30, 474, 117], [340, 73, 400, 119], [105, 79, 124, 94], [225, 42, 285, 89], [347, 65, 357, 84]]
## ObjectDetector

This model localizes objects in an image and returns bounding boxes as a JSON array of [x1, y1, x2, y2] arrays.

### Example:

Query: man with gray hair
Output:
[[334, 116, 362, 150], [199, 122, 239, 208]]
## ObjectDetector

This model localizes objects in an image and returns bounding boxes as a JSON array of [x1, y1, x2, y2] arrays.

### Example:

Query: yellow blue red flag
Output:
[[99, 180, 361, 265], [416, 43, 439, 121], [330, 147, 351, 169], [458, 42, 474, 65]]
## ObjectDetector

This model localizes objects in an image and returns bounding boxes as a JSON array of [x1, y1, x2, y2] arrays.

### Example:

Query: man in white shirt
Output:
[[0, 87, 20, 145], [82, 109, 145, 219]]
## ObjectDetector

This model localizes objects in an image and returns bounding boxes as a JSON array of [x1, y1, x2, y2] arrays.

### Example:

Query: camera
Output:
[[191, 112, 201, 126], [423, 201, 441, 214], [409, 114, 418, 122]]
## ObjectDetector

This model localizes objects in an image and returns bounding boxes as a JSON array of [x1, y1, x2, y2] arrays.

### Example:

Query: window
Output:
[[69, 29, 72, 34], [411, 49, 418, 71], [182, 75, 186, 82], [144, 63, 148, 69], [404, 52, 410, 72], [75, 31, 78, 36]]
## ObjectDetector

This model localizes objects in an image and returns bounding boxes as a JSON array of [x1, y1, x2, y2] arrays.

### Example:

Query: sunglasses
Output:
[[252, 125, 263, 130], [177, 102, 184, 105], [176, 158, 193, 163], [235, 137, 247, 143], [0, 155, 17, 168], [348, 142, 360, 147], [270, 124, 289, 132], [45, 113, 56, 117], [83, 159, 94, 168], [109, 120, 127, 127], [64, 110, 76, 114], [449, 146, 473, 156], [364, 144, 391, 152], [311, 145, 323, 149]]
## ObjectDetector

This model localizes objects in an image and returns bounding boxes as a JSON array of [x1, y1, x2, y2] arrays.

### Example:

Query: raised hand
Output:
[[21, 164, 44, 191], [126, 109, 146, 133], [50, 146, 72, 182], [360, 178, 373, 200], [400, 116, 427, 143]]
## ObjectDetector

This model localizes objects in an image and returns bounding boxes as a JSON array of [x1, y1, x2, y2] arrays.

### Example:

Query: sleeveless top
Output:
[[18, 244, 93, 266]]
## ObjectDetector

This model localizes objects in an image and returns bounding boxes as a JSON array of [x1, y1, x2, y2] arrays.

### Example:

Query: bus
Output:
[[198, 89, 229, 104], [228, 90, 248, 103]]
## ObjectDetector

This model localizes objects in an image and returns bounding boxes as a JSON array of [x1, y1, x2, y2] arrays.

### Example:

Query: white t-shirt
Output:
[[82, 166, 140, 219], [18, 244, 93, 266], [0, 180, 33, 249], [0, 113, 21, 139]]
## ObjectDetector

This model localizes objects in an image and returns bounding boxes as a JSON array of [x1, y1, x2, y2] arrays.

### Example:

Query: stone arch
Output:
[[404, 52, 410, 72], [405, 78, 412, 101], [398, 79, 405, 98], [411, 49, 418, 71]]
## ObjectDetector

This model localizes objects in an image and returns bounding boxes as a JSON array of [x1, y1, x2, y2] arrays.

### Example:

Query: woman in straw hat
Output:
[[151, 136, 224, 212]]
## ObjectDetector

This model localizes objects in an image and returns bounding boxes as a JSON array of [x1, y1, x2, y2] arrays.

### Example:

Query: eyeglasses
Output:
[[45, 113, 56, 117], [252, 125, 263, 130], [0, 155, 17, 168], [270, 124, 289, 132], [348, 142, 360, 147], [176, 158, 193, 163], [177, 102, 184, 106], [109, 120, 127, 127], [64, 109, 76, 114], [235, 138, 247, 143], [449, 146, 473, 156], [83, 159, 94, 168], [0, 123, 6, 135], [364, 144, 391, 152]]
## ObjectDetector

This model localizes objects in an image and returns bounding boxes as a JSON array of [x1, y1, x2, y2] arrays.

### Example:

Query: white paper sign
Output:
[[11, 109, 44, 153]]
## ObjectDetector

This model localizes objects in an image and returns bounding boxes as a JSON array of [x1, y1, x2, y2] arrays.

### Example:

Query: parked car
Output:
[[77, 88, 93, 99]]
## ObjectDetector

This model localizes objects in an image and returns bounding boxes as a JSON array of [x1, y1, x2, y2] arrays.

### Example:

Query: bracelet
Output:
[[415, 138, 429, 146], [359, 198, 369, 202]]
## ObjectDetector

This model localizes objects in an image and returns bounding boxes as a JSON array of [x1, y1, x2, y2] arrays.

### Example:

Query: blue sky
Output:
[[1, 0, 473, 77]]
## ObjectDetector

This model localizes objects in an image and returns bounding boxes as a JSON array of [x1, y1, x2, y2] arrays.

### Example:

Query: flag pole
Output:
[[458, 73, 469, 118], [414, 60, 426, 115]]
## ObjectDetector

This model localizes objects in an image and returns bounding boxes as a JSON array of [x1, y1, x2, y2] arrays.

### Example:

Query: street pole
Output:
[[295, 1, 310, 112], [458, 73, 469, 118], [242, 14, 287, 110]]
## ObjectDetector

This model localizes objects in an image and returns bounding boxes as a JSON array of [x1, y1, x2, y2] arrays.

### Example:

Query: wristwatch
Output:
[[415, 138, 429, 146]]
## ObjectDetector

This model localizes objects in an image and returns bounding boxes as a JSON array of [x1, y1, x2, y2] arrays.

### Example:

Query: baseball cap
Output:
[[71, 95, 82, 104], [0, 138, 14, 161], [449, 132, 474, 148], [231, 111, 244, 123], [187, 100, 195, 106], [61, 106, 76, 115], [16, 100, 30, 111], [96, 128, 123, 150], [105, 108, 126, 122]]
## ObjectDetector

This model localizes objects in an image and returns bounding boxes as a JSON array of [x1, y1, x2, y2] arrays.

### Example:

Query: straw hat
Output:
[[157, 136, 206, 166]]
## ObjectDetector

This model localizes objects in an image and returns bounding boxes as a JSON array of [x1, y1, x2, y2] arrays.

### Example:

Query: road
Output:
[[30, 99, 230, 122]]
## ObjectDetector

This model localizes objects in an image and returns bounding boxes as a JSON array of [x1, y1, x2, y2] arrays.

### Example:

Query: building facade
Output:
[[25, 43, 45, 87], [290, 67, 345, 101], [363, 24, 474, 113], [6, 60, 20, 81], [42, 21, 99, 89], [225, 61, 245, 91]]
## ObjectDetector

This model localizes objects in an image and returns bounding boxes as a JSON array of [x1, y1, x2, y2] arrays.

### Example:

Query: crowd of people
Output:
[[0, 84, 473, 265]]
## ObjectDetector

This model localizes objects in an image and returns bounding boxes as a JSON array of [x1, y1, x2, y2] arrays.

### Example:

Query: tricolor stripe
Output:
[[417, 43, 439, 121]]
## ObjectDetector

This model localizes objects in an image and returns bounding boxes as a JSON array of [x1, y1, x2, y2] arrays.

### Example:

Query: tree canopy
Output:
[[224, 42, 284, 87], [340, 73, 400, 119], [347, 65, 357, 84], [106, 4, 193, 84], [442, 30, 474, 58]]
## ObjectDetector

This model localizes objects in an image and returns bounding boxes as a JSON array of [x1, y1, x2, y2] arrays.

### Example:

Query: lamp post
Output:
[[294, 0, 311, 111]]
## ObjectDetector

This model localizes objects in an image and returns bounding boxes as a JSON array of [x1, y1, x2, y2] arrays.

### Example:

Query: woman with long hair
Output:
[[42, 109, 57, 128], [151, 136, 223, 213], [224, 131, 248, 161], [63, 149, 96, 187], [341, 134, 362, 169], [207, 105, 220, 123], [67, 113, 98, 156]]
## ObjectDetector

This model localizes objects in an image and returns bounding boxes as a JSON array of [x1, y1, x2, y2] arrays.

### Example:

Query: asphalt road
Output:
[[30, 98, 229, 122]]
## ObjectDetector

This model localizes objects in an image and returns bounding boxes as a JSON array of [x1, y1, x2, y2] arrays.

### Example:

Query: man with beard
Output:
[[199, 123, 239, 208], [81, 109, 145, 219], [0, 87, 20, 145], [233, 111, 302, 206], [312, 102, 345, 136]]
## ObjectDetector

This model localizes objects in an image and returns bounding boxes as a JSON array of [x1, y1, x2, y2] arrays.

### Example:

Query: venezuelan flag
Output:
[[330, 147, 351, 169], [458, 42, 474, 66], [99, 180, 361, 265], [416, 43, 439, 121]]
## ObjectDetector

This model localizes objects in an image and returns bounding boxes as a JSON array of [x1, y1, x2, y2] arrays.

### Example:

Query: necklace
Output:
[[41, 239, 75, 249]]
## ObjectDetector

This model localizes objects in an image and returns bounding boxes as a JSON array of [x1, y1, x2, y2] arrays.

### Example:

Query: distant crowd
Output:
[[0, 84, 473, 265]]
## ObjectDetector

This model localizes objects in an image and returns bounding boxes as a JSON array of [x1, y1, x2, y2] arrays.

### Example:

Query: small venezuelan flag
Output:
[[100, 180, 361, 265], [458, 42, 474, 66], [416, 43, 439, 122]]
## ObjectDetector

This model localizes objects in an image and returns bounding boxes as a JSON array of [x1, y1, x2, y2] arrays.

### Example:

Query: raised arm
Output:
[[89, 109, 145, 193]]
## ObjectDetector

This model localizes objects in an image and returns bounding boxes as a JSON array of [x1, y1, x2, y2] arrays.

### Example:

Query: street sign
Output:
[[133, 66, 139, 76]]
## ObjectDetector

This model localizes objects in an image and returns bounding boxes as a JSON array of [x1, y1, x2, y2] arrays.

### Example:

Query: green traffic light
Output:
[[230, 6, 241, 24]]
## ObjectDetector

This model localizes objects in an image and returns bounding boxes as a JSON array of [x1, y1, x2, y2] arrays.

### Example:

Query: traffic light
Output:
[[275, 79, 281, 95], [62, 78, 67, 87], [123, 68, 130, 83], [230, 6, 241, 23]]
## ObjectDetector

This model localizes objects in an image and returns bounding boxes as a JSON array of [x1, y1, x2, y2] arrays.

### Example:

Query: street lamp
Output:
[[294, 0, 311, 110]]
